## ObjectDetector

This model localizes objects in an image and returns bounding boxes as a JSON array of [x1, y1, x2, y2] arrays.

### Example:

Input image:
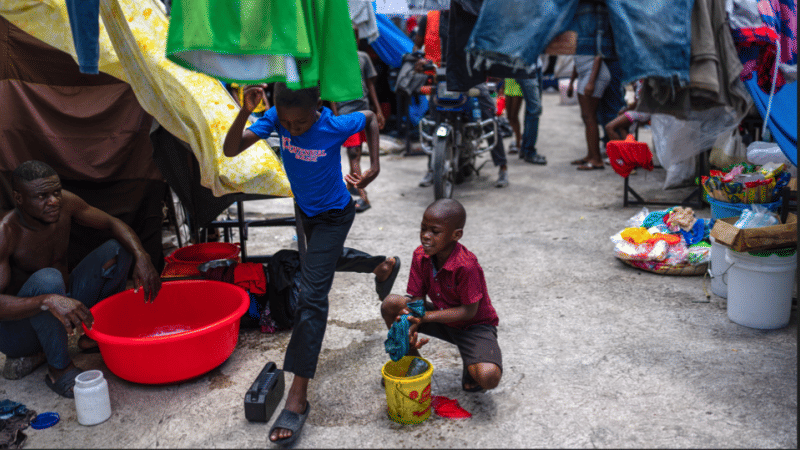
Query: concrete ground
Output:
[[2, 91, 796, 449]]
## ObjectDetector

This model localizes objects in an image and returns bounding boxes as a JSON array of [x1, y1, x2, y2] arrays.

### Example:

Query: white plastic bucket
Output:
[[708, 237, 731, 298], [725, 248, 797, 329]]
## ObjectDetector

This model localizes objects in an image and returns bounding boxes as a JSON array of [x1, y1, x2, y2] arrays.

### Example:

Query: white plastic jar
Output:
[[73, 370, 112, 425]]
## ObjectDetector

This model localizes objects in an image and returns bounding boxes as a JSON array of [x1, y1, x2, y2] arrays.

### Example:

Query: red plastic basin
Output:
[[83, 280, 249, 384], [166, 242, 240, 264]]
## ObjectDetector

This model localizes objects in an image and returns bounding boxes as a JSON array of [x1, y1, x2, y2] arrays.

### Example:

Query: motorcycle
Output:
[[418, 66, 498, 199]]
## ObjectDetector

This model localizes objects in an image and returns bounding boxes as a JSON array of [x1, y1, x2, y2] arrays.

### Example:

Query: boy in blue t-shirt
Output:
[[224, 83, 380, 446]]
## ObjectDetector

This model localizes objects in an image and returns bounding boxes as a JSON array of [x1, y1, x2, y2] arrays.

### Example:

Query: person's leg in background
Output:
[[595, 58, 626, 154], [476, 84, 509, 188], [519, 69, 546, 165], [504, 79, 524, 155], [418, 91, 435, 187], [343, 132, 371, 213], [506, 95, 523, 155], [576, 92, 605, 170]]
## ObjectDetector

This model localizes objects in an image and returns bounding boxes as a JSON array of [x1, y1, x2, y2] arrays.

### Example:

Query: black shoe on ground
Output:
[[524, 154, 547, 165]]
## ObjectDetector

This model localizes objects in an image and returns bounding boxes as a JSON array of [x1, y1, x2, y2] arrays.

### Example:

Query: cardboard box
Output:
[[710, 213, 797, 252]]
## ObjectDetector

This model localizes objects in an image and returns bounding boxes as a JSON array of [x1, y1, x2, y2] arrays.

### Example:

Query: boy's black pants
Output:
[[283, 200, 356, 379]]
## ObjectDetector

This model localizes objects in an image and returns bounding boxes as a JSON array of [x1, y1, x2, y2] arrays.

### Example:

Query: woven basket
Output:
[[619, 258, 708, 276]]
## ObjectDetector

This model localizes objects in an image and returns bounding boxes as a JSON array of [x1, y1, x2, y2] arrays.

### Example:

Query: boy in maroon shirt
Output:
[[380, 199, 502, 391]]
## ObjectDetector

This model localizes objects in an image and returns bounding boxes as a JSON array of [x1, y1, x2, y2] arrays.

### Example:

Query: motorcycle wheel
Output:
[[433, 136, 454, 199]]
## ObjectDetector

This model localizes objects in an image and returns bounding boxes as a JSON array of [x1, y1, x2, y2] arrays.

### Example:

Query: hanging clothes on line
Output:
[[744, 75, 797, 165], [464, 0, 693, 87], [369, 13, 414, 68], [65, 0, 100, 74], [636, 0, 752, 120], [408, 0, 450, 10], [348, 0, 379, 43], [446, 0, 536, 92], [730, 0, 797, 94], [1, 0, 292, 197], [165, 0, 362, 102]]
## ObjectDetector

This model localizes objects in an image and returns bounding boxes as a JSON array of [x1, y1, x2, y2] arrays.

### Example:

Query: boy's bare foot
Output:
[[77, 334, 99, 353], [270, 376, 309, 443], [373, 257, 396, 283]]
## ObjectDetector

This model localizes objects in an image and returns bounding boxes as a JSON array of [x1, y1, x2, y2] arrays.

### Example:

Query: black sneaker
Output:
[[524, 154, 547, 165]]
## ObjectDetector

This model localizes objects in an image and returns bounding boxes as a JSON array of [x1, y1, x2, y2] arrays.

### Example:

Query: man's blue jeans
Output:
[[0, 240, 132, 370], [519, 68, 542, 158]]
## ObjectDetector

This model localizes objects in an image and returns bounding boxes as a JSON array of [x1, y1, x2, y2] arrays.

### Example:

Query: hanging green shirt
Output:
[[165, 0, 362, 102]]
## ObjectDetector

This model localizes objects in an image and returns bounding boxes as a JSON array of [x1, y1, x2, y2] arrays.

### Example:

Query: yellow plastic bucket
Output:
[[381, 356, 434, 424]]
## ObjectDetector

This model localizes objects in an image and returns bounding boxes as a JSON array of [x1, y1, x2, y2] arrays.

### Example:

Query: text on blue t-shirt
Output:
[[247, 106, 366, 216]]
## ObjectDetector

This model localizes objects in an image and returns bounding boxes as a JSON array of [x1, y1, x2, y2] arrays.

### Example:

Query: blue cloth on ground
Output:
[[248, 106, 364, 216], [385, 299, 426, 362], [247, 293, 261, 320], [642, 210, 671, 229], [680, 220, 706, 246], [0, 400, 28, 420], [370, 14, 414, 69]]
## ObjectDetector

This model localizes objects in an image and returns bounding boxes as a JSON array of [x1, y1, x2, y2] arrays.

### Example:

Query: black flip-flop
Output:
[[375, 257, 401, 301], [45, 367, 82, 398], [269, 402, 311, 447], [355, 198, 371, 213], [462, 367, 484, 393]]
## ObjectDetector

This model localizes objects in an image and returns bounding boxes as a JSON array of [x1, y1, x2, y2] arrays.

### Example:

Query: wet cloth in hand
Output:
[[385, 300, 426, 362]]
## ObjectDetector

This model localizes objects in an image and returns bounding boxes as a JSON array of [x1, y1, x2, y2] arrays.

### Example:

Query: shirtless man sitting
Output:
[[0, 160, 161, 397]]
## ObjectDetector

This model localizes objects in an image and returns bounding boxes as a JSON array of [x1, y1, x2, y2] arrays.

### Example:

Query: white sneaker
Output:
[[418, 171, 434, 187]]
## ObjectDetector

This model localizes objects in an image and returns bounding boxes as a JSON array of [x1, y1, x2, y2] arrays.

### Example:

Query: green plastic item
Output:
[[165, 0, 362, 102], [748, 247, 797, 257]]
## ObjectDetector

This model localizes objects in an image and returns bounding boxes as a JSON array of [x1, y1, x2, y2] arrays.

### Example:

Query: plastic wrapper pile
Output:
[[611, 207, 712, 274], [702, 162, 791, 204]]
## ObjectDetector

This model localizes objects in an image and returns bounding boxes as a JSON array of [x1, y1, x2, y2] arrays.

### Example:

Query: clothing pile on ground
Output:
[[702, 161, 792, 204], [611, 207, 713, 273], [0, 400, 36, 449]]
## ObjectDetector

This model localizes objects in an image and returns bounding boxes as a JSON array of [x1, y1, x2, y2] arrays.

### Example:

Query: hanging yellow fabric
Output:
[[0, 0, 292, 197]]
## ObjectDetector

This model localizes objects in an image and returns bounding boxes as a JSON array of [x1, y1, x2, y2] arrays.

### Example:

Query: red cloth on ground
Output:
[[605, 134, 653, 178], [233, 263, 267, 295], [432, 396, 471, 419]]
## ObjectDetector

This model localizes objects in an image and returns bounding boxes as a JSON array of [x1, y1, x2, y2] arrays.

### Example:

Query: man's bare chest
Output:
[[12, 222, 71, 272]]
